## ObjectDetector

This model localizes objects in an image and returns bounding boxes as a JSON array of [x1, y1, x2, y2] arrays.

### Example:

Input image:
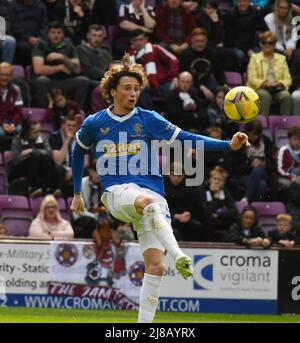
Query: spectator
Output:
[[223, 0, 267, 70], [0, 224, 8, 237], [277, 126, 300, 190], [0, 0, 16, 63], [44, 0, 65, 22], [46, 88, 82, 130], [225, 205, 270, 247], [0, 63, 23, 138], [11, 0, 48, 66], [49, 115, 78, 197], [116, 0, 156, 58], [9, 116, 54, 197], [129, 29, 179, 109], [72, 162, 105, 239], [224, 119, 278, 202], [193, 166, 238, 241], [267, 213, 300, 247], [29, 194, 74, 239], [164, 161, 204, 241], [77, 24, 112, 87], [180, 28, 226, 101], [155, 0, 195, 56], [207, 87, 239, 138], [247, 31, 292, 116], [264, 0, 295, 60], [165, 71, 208, 132], [31, 21, 90, 108]]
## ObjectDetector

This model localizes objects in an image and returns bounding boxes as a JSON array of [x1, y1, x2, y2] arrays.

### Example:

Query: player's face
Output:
[[112, 76, 141, 112], [241, 210, 256, 229], [289, 136, 300, 150]]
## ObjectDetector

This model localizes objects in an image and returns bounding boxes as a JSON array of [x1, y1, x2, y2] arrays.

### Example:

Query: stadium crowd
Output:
[[1, 0, 300, 246]]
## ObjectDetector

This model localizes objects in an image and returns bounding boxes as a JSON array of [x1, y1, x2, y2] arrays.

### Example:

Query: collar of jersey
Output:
[[107, 106, 136, 122]]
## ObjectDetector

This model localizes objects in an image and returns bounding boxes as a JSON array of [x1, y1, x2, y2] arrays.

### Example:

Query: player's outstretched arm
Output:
[[70, 142, 86, 214]]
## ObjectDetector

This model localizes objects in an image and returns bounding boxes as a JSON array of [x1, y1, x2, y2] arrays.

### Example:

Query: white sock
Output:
[[143, 203, 184, 260], [138, 273, 162, 323]]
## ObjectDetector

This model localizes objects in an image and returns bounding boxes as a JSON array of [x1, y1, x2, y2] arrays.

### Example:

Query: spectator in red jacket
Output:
[[129, 29, 179, 109], [155, 0, 196, 56], [277, 126, 300, 190], [0, 63, 23, 138]]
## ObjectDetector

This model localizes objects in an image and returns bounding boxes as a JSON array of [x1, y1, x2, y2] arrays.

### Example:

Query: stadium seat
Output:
[[269, 115, 300, 138], [251, 201, 286, 234], [0, 195, 29, 210], [224, 71, 243, 87], [235, 201, 247, 213], [12, 65, 26, 79], [25, 65, 32, 81], [22, 107, 47, 122], [1, 216, 32, 236], [3, 150, 12, 164]]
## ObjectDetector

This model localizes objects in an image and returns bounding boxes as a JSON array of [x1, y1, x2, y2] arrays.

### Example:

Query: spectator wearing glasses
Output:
[[29, 195, 74, 240], [247, 31, 292, 116]]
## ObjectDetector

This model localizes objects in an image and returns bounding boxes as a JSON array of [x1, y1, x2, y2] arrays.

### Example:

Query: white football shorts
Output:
[[101, 183, 171, 253]]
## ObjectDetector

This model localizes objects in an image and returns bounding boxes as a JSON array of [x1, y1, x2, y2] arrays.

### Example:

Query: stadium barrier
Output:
[[0, 239, 299, 314]]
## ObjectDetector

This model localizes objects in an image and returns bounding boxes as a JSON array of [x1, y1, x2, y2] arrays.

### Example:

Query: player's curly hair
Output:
[[100, 53, 148, 103]]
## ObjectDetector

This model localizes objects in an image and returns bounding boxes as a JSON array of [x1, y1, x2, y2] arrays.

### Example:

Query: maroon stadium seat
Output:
[[224, 71, 243, 87], [22, 107, 47, 122], [2, 216, 32, 236], [12, 65, 26, 79]]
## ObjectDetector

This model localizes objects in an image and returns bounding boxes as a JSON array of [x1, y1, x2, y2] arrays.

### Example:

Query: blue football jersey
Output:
[[76, 106, 180, 196]]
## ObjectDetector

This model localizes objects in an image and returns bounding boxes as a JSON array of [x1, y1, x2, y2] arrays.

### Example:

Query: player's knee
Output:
[[135, 194, 156, 214], [147, 262, 165, 276]]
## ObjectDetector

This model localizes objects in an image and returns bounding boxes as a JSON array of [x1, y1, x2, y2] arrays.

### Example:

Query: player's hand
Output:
[[230, 132, 250, 150], [70, 194, 85, 214]]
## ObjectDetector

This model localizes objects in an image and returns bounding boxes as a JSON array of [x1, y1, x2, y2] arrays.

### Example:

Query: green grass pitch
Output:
[[0, 308, 300, 323]]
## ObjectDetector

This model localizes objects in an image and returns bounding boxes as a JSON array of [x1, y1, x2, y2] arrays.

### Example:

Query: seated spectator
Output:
[[46, 88, 82, 130], [29, 195, 74, 240], [247, 31, 292, 116], [77, 24, 112, 87], [0, 63, 23, 139], [223, 0, 267, 70], [0, 0, 16, 63], [277, 126, 300, 190], [224, 119, 278, 202], [164, 161, 204, 241], [195, 0, 239, 71], [180, 28, 227, 101], [155, 0, 195, 56], [267, 213, 300, 247], [116, 0, 156, 58], [193, 166, 238, 241], [225, 205, 270, 247], [62, 0, 92, 45], [9, 117, 54, 197], [165, 71, 208, 132], [31, 21, 90, 108], [11, 0, 48, 66], [49, 115, 78, 197], [129, 29, 179, 109], [264, 0, 295, 60], [207, 87, 239, 138], [72, 161, 105, 239], [0, 224, 8, 237]]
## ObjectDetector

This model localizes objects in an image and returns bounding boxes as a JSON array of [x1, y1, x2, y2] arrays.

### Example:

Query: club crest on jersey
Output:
[[130, 123, 145, 138], [100, 127, 110, 135]]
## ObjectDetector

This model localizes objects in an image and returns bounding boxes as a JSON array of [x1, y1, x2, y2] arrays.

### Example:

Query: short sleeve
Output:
[[76, 116, 95, 150], [146, 111, 180, 144], [32, 41, 46, 59]]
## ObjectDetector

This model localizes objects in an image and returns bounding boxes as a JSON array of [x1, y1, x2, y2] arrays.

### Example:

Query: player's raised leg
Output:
[[134, 194, 193, 279], [138, 248, 164, 323]]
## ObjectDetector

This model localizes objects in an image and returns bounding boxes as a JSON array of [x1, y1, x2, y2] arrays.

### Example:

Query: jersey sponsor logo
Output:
[[130, 123, 145, 138], [103, 141, 141, 157]]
